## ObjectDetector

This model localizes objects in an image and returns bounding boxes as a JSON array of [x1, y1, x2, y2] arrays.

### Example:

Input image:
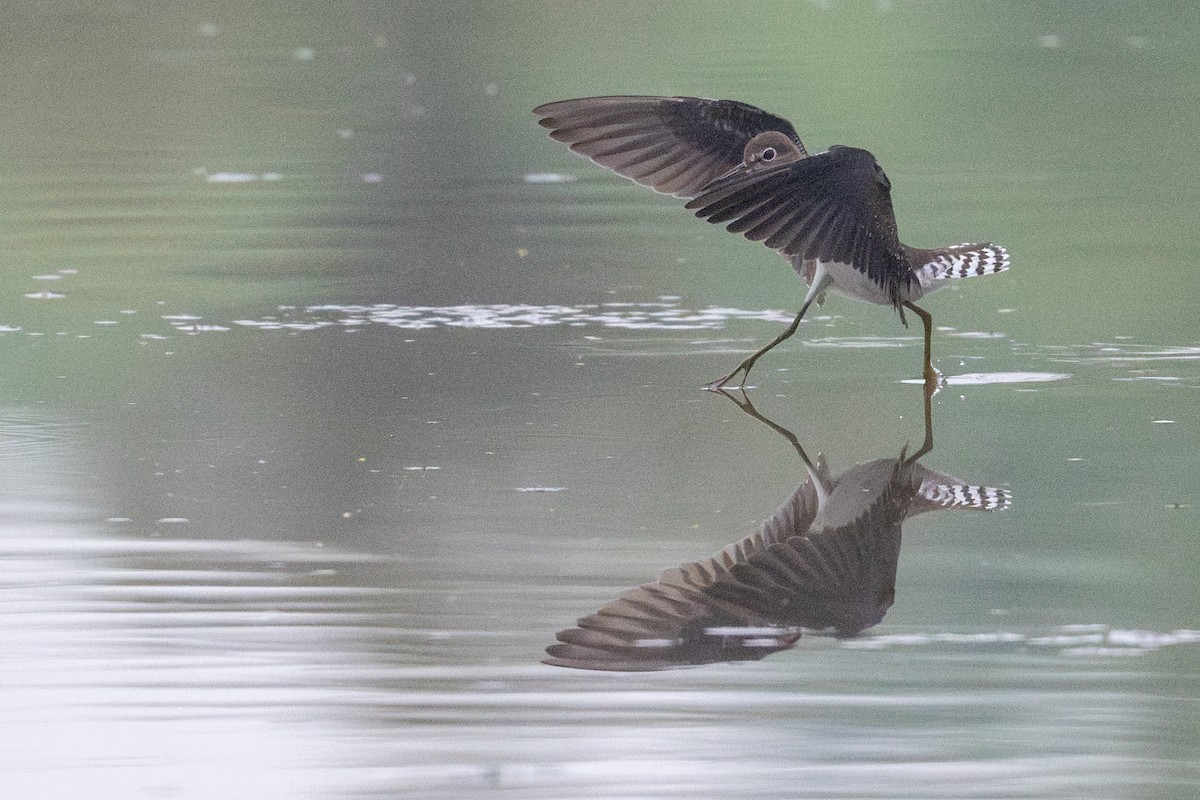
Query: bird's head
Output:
[[740, 130, 806, 170], [710, 131, 807, 185]]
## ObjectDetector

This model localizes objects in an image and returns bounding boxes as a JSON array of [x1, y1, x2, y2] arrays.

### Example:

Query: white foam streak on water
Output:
[[946, 371, 1071, 385], [845, 627, 1200, 654], [231, 303, 799, 332], [1043, 343, 1200, 363], [900, 371, 1071, 386], [522, 172, 577, 184]]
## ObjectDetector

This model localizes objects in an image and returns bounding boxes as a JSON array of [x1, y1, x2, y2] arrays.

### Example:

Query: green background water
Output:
[[2, 2, 1198, 797]]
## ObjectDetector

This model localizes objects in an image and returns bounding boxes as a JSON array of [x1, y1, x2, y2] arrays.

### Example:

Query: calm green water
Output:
[[2, 2, 1199, 798]]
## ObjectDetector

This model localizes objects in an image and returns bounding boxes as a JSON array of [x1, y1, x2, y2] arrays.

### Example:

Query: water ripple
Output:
[[1041, 342, 1200, 364], [845, 624, 1200, 656]]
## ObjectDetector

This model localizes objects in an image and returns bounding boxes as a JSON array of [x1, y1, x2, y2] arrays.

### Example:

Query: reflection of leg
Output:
[[906, 371, 935, 463], [903, 301, 940, 393], [712, 387, 816, 471]]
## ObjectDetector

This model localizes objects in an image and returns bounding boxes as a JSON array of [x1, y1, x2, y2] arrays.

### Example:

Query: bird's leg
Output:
[[705, 300, 813, 391], [706, 272, 832, 391], [903, 300, 942, 395]]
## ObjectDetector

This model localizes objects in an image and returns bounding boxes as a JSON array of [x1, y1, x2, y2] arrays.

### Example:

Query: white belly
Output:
[[794, 257, 922, 308]]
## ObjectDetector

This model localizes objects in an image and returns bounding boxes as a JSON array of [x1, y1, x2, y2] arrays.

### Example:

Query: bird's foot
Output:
[[704, 366, 748, 392]]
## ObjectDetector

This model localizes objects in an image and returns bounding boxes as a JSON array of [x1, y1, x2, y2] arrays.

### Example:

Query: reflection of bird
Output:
[[544, 388, 1009, 671], [533, 96, 1010, 389]]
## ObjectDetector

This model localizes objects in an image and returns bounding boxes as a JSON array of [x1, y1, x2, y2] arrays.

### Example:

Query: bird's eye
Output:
[[761, 147, 777, 161]]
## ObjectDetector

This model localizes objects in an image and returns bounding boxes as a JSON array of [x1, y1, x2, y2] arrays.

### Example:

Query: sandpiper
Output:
[[533, 95, 1010, 389]]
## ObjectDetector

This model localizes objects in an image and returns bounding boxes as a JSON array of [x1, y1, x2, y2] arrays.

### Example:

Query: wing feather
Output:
[[534, 95, 806, 198], [687, 147, 915, 307]]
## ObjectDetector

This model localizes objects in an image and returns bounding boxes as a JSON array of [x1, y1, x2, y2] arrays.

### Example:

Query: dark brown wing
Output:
[[543, 470, 906, 671], [533, 96, 806, 199], [544, 462, 911, 670], [685, 145, 914, 308], [542, 528, 803, 672], [543, 482, 818, 671]]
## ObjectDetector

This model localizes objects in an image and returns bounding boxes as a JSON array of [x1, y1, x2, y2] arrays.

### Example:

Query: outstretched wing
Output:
[[685, 145, 914, 308], [533, 95, 806, 199]]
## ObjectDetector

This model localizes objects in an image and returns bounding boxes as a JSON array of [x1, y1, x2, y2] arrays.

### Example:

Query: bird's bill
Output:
[[712, 160, 749, 183], [698, 160, 753, 194]]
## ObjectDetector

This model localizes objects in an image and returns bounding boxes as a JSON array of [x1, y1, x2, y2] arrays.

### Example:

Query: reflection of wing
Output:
[[547, 461, 912, 671], [711, 460, 911, 638], [533, 96, 805, 199], [543, 535, 803, 671], [685, 146, 913, 308], [544, 482, 818, 671]]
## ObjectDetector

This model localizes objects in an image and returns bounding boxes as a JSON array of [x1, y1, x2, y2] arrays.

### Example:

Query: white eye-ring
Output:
[[761, 147, 777, 161]]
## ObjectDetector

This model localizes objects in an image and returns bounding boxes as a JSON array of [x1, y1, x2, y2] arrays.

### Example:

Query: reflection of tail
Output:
[[914, 243, 1010, 289], [918, 481, 1011, 511]]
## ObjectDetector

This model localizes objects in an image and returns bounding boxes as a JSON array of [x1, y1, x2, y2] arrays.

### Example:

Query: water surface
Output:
[[2, 2, 1198, 798]]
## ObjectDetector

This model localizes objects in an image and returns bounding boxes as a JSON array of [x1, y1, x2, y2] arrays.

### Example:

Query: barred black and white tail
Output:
[[914, 243, 1010, 289], [919, 481, 1011, 511]]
